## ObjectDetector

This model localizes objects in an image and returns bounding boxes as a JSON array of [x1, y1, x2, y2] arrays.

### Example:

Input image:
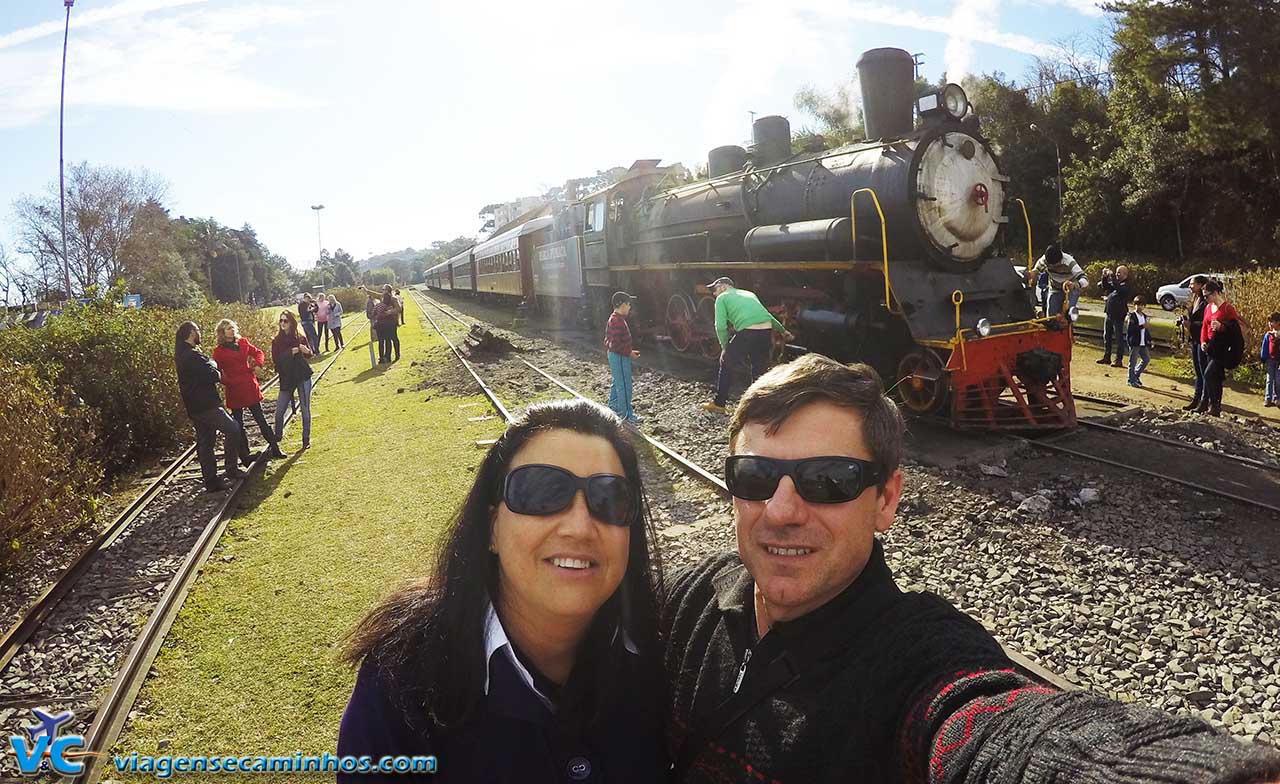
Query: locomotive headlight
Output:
[[975, 318, 992, 337], [942, 84, 969, 119]]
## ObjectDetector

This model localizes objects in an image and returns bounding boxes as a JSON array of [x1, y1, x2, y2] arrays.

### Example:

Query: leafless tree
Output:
[[13, 162, 167, 298]]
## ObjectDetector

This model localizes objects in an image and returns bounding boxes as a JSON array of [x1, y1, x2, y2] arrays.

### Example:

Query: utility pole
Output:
[[311, 204, 325, 265], [1029, 123, 1063, 225], [59, 0, 75, 301]]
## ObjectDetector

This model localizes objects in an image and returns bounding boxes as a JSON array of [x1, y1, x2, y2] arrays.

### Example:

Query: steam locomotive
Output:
[[426, 47, 1077, 430]]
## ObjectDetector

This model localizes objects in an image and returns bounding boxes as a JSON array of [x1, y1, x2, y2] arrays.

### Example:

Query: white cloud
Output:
[[1021, 0, 1105, 17], [0, 0, 209, 51], [0, 1, 321, 128]]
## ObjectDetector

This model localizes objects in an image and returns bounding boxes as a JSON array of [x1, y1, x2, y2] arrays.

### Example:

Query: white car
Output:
[[1155, 273, 1232, 311]]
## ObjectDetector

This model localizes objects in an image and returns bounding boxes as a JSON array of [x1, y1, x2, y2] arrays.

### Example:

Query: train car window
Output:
[[585, 199, 606, 233]]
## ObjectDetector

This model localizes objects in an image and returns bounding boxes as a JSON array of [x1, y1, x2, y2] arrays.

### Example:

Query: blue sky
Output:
[[0, 0, 1108, 270]]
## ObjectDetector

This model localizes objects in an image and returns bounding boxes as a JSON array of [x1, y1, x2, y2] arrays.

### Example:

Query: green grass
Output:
[[114, 297, 503, 781], [1076, 311, 1179, 344]]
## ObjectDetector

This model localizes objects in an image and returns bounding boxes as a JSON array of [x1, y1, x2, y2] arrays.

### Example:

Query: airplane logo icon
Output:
[[23, 709, 74, 741]]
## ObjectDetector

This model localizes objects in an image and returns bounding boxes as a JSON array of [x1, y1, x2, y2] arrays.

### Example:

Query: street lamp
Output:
[[311, 204, 325, 264], [1029, 123, 1062, 223], [59, 0, 75, 301]]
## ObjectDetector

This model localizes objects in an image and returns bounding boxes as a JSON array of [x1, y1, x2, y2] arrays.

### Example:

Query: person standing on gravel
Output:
[[174, 321, 251, 492], [211, 318, 285, 461], [1099, 264, 1132, 367], [664, 353, 1280, 784], [1184, 275, 1210, 410], [700, 277, 792, 415], [604, 291, 640, 425]]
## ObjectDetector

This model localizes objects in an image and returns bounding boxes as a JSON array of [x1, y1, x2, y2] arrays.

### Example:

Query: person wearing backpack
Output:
[[1198, 279, 1243, 417], [1262, 312, 1280, 408]]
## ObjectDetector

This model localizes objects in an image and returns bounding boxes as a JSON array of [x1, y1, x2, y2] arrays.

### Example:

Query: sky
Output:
[[0, 0, 1109, 271]]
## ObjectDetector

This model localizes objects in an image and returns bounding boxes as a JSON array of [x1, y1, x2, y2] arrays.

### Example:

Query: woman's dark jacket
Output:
[[271, 332, 312, 391], [337, 646, 666, 783], [174, 342, 221, 417]]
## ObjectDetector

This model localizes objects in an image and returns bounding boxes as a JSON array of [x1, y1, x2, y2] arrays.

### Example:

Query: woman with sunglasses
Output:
[[338, 400, 666, 783], [271, 310, 314, 450]]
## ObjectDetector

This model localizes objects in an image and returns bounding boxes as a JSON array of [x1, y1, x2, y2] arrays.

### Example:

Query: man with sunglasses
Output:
[[664, 354, 1280, 783]]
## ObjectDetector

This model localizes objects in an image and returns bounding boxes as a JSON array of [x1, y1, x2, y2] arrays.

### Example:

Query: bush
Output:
[[325, 287, 367, 317], [1232, 267, 1280, 364], [0, 362, 102, 569], [0, 299, 276, 477]]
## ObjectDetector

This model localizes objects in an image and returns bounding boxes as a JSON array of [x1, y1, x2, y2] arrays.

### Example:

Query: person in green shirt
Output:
[[700, 277, 793, 414]]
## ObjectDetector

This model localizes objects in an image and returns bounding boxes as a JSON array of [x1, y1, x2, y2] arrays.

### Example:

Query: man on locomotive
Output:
[[1032, 243, 1088, 318], [699, 277, 794, 415], [664, 354, 1280, 784]]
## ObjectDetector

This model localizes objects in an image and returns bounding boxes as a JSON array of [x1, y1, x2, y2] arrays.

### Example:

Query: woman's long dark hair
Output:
[[343, 399, 664, 730]]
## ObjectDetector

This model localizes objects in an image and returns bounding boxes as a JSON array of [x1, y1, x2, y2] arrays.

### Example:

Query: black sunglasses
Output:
[[724, 455, 883, 504], [502, 464, 636, 527]]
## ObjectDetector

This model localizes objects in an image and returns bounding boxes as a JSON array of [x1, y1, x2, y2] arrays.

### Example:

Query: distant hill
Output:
[[358, 248, 424, 272]]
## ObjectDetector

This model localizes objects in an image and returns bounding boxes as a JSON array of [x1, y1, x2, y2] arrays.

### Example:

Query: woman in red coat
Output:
[[213, 319, 286, 460]]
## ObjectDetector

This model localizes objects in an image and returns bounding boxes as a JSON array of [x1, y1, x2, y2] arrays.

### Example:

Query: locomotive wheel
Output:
[[695, 296, 720, 359], [896, 350, 948, 414], [666, 294, 695, 353]]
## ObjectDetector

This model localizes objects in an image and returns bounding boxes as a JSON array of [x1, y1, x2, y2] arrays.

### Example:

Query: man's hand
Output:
[[291, 347, 300, 355], [782, 330, 795, 343], [631, 350, 640, 358]]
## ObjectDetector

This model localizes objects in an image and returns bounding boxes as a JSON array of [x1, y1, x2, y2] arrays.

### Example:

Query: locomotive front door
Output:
[[582, 196, 609, 288]]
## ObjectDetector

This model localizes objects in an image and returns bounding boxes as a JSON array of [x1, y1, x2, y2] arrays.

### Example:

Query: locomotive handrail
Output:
[[1014, 197, 1033, 287], [951, 289, 967, 371], [849, 188, 892, 312]]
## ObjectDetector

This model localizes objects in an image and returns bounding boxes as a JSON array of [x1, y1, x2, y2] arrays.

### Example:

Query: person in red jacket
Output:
[[213, 319, 286, 460]]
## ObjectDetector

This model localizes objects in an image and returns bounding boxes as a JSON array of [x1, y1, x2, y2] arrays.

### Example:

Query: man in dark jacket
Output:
[[1099, 264, 1133, 367], [174, 321, 251, 492], [664, 354, 1280, 784]]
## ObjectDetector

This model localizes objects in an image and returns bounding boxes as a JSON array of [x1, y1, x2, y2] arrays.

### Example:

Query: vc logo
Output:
[[8, 709, 89, 776]]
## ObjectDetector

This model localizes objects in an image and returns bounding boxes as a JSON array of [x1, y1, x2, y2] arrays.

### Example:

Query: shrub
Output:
[[0, 362, 102, 569], [0, 299, 276, 477], [325, 287, 366, 316], [1231, 267, 1280, 365]]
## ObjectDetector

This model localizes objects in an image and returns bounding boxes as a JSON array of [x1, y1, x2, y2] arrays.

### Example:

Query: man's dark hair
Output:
[[1269, 312, 1280, 324], [174, 321, 198, 359], [1193, 275, 1209, 286], [1044, 244, 1062, 265], [342, 399, 664, 731], [729, 354, 904, 490]]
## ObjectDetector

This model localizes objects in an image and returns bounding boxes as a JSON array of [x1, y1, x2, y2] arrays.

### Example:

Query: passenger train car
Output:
[[427, 47, 1076, 430]]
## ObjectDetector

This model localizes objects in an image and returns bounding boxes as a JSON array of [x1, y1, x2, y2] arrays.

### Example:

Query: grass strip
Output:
[[112, 297, 503, 782]]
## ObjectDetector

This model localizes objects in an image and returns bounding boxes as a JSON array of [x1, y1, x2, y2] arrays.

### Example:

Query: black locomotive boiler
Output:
[[428, 47, 1076, 430]]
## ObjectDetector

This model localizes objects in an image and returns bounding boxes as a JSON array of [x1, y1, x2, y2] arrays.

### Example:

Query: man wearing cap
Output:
[[701, 277, 793, 414], [604, 290, 641, 424]]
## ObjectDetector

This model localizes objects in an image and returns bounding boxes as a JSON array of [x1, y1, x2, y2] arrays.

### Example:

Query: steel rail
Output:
[[1016, 435, 1280, 516], [412, 290, 1074, 692], [71, 316, 367, 784], [0, 355, 292, 675], [413, 292, 512, 423], [1077, 419, 1280, 473]]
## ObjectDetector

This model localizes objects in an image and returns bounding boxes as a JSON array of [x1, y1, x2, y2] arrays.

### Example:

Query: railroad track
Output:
[[408, 288, 1077, 693], [418, 290, 1280, 516], [0, 317, 365, 784]]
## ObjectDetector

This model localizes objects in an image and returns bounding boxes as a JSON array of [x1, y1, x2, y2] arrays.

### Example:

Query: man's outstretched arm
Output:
[[901, 668, 1280, 784]]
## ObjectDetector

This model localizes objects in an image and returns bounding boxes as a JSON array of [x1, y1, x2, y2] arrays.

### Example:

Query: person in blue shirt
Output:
[[337, 399, 667, 783]]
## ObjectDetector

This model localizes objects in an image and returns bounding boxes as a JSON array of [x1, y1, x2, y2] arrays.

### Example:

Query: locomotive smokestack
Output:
[[856, 47, 915, 140], [752, 115, 791, 167]]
